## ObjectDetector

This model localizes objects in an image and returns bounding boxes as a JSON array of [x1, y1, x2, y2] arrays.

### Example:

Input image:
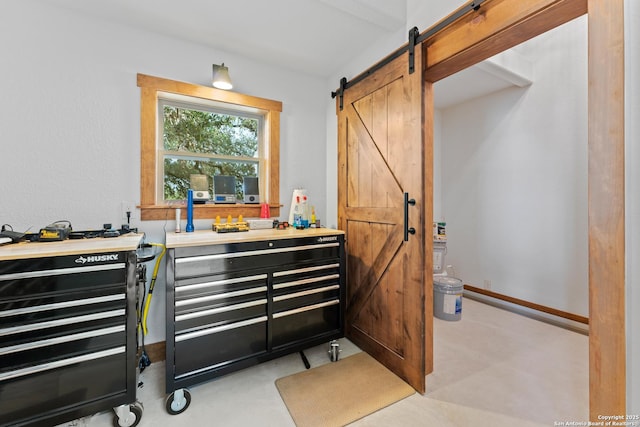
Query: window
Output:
[[137, 74, 282, 221], [160, 99, 262, 202]]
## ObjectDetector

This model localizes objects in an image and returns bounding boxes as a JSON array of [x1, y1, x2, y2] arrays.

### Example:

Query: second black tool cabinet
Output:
[[165, 228, 345, 414], [0, 235, 143, 427]]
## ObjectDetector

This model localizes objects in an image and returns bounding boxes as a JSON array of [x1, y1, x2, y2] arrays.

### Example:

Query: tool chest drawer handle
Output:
[[0, 263, 125, 282], [273, 263, 340, 277], [0, 325, 124, 356], [273, 285, 340, 302], [176, 316, 268, 342], [0, 294, 125, 318], [0, 346, 125, 382], [175, 242, 339, 264], [0, 309, 125, 337], [273, 274, 340, 290], [176, 299, 267, 321], [176, 287, 268, 307], [273, 300, 340, 319], [176, 274, 267, 293]]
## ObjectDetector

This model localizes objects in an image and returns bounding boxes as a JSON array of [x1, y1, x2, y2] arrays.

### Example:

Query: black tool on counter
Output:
[[38, 220, 72, 242], [102, 223, 120, 238], [274, 220, 289, 230], [0, 224, 27, 243], [2, 220, 139, 243]]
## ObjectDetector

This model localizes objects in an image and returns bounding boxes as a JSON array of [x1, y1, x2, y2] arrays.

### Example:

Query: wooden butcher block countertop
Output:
[[0, 233, 144, 261], [166, 227, 344, 248]]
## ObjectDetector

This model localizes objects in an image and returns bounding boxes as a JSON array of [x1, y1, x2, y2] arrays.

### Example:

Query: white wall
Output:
[[440, 17, 588, 315], [0, 1, 329, 344], [407, 0, 464, 29], [625, 0, 640, 415]]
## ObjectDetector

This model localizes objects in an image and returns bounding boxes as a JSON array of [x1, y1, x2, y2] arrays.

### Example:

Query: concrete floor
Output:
[[59, 298, 588, 426]]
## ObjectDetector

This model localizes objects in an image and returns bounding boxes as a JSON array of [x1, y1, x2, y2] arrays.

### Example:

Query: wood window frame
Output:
[[137, 73, 282, 221]]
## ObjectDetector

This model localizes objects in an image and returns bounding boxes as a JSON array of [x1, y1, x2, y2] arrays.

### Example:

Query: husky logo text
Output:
[[75, 254, 119, 264], [317, 236, 338, 243]]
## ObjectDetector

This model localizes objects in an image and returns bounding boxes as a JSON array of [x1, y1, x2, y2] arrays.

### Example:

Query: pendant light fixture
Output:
[[212, 63, 233, 90]]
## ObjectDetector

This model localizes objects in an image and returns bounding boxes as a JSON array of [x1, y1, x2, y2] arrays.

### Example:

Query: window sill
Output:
[[140, 204, 281, 221]]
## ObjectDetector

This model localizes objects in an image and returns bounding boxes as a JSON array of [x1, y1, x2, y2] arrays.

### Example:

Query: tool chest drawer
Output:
[[174, 271, 268, 332], [173, 269, 269, 376], [272, 301, 340, 348], [0, 349, 127, 426], [272, 261, 341, 311], [0, 296, 126, 370], [174, 316, 268, 377], [173, 239, 341, 278], [0, 239, 141, 427], [165, 229, 345, 395]]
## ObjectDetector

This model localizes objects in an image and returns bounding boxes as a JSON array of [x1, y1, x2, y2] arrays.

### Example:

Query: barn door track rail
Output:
[[331, 0, 486, 110]]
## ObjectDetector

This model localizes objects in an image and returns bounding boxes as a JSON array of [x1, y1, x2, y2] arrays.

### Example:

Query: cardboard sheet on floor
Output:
[[275, 351, 415, 427]]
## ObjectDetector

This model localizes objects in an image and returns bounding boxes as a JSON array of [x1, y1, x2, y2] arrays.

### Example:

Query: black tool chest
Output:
[[0, 236, 142, 427], [165, 229, 345, 412]]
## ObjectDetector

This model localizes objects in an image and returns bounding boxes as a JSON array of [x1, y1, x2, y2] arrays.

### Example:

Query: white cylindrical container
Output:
[[175, 208, 181, 233], [433, 241, 447, 274], [433, 276, 463, 321], [288, 188, 307, 225]]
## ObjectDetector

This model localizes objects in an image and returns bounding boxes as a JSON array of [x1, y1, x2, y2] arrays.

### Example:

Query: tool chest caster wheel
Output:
[[112, 401, 143, 427], [166, 388, 191, 415], [328, 340, 341, 362]]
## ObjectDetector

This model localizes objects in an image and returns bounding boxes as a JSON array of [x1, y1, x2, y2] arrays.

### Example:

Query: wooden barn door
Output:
[[337, 48, 427, 392]]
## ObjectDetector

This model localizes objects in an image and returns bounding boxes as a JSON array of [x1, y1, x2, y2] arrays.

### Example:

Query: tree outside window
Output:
[[161, 103, 262, 201]]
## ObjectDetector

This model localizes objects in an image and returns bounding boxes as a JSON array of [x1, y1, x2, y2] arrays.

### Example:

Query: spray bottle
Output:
[[310, 206, 316, 227], [292, 196, 302, 228]]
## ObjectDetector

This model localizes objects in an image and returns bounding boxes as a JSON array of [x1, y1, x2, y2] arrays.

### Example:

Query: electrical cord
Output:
[[136, 262, 150, 372], [135, 242, 166, 372], [142, 243, 166, 336]]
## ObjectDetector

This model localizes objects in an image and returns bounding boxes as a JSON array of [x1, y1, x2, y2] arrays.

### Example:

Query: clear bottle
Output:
[[445, 265, 456, 277], [293, 196, 302, 228], [300, 196, 309, 228]]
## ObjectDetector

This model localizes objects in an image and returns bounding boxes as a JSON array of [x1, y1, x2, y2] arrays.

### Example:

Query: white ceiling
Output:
[[42, 0, 526, 109], [42, 0, 405, 78]]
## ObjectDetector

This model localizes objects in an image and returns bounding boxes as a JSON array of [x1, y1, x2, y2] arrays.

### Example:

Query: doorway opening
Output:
[[430, 15, 589, 423]]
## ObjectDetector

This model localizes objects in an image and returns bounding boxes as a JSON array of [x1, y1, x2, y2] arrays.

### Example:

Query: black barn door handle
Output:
[[404, 192, 416, 242]]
